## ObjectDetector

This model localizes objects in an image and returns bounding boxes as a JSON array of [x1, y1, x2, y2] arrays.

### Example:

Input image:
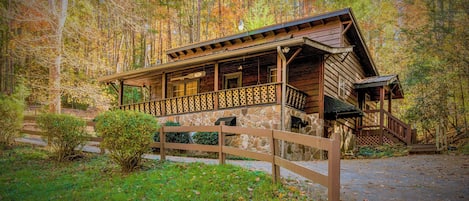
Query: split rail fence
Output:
[[22, 116, 341, 201]]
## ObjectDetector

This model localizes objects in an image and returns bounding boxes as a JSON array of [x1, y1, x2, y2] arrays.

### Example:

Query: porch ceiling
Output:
[[98, 37, 353, 86]]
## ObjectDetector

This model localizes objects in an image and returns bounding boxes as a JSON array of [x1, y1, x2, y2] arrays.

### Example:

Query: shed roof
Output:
[[354, 75, 404, 99], [324, 95, 363, 120]]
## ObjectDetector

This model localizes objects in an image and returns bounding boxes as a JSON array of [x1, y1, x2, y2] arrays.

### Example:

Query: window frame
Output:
[[223, 72, 242, 89], [169, 79, 199, 98]]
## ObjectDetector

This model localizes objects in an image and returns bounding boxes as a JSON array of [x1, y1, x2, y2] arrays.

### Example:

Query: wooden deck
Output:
[[409, 144, 438, 154]]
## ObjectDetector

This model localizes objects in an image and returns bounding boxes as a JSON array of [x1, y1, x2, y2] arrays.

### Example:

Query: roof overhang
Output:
[[324, 95, 363, 120], [354, 75, 404, 100], [98, 37, 353, 85]]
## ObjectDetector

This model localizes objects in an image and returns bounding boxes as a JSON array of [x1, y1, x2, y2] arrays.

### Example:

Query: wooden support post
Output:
[[270, 130, 280, 183], [319, 56, 325, 121], [118, 80, 124, 106], [218, 121, 225, 165], [214, 63, 219, 110], [276, 54, 282, 104], [328, 131, 341, 201], [160, 126, 166, 161], [388, 89, 392, 114], [379, 87, 385, 145]]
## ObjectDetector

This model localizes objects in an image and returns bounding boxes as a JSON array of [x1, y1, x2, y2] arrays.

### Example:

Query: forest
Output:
[[0, 0, 468, 142]]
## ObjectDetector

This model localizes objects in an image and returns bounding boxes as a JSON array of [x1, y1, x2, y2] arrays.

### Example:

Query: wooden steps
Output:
[[409, 144, 438, 154]]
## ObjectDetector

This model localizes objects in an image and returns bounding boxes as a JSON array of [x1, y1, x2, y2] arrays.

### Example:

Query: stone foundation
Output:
[[156, 105, 324, 160]]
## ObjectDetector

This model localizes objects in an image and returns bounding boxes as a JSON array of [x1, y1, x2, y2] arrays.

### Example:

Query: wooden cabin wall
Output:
[[218, 55, 276, 89], [150, 75, 163, 100], [324, 51, 365, 106], [288, 55, 321, 114], [292, 21, 342, 47]]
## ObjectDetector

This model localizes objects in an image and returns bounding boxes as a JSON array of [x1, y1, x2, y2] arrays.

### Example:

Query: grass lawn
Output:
[[0, 145, 309, 200]]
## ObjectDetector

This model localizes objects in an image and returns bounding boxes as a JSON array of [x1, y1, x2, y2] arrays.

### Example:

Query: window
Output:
[[170, 79, 198, 97], [338, 76, 347, 98], [224, 72, 242, 89], [268, 66, 277, 82]]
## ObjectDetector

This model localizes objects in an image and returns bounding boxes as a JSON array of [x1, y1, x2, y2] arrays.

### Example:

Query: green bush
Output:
[[37, 113, 89, 161], [154, 121, 190, 143], [95, 110, 159, 172], [193, 132, 218, 145], [0, 96, 24, 148]]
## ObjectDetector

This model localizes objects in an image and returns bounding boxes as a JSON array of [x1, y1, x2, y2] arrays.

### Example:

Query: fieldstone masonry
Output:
[[156, 105, 325, 160]]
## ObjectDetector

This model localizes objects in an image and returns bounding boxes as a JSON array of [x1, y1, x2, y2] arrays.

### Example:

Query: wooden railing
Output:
[[118, 83, 308, 117], [286, 85, 307, 111], [359, 109, 412, 145], [21, 116, 341, 201]]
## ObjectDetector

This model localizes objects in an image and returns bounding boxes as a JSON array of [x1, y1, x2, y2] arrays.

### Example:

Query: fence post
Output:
[[160, 126, 166, 161], [218, 122, 225, 165], [328, 131, 341, 201], [270, 130, 280, 183]]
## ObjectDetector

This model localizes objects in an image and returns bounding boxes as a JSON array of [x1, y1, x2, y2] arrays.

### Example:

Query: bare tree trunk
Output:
[[49, 0, 68, 114]]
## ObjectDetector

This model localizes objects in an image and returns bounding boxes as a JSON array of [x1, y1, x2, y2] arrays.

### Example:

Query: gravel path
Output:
[[15, 137, 469, 201]]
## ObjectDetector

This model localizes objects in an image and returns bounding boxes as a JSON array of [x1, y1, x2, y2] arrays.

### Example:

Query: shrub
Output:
[[193, 132, 218, 145], [37, 113, 89, 161], [154, 121, 190, 143], [0, 96, 24, 148], [95, 110, 159, 172]]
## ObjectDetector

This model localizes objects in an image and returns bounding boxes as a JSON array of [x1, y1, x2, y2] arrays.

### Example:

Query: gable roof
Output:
[[354, 75, 404, 99], [98, 8, 378, 85], [166, 8, 378, 76]]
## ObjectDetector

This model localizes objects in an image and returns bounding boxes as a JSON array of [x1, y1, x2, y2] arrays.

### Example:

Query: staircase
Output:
[[357, 109, 413, 146]]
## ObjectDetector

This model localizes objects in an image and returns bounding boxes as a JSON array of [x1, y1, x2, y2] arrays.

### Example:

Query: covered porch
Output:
[[99, 37, 353, 126], [354, 75, 413, 145]]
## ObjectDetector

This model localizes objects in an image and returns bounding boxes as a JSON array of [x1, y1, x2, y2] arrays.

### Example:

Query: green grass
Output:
[[0, 145, 309, 200]]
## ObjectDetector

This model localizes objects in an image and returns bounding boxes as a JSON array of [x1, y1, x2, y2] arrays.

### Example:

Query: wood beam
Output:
[[379, 87, 385, 145], [118, 80, 124, 106], [286, 48, 302, 65], [319, 56, 325, 122], [388, 89, 392, 114], [162, 73, 166, 99], [214, 63, 219, 110]]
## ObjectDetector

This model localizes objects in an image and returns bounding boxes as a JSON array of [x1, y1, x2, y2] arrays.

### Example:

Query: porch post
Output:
[[118, 80, 124, 106], [161, 73, 166, 115], [388, 89, 392, 114], [379, 87, 385, 145], [214, 62, 219, 110]]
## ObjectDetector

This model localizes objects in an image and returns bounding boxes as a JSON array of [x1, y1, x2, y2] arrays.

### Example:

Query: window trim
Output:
[[223, 72, 242, 89], [338, 76, 347, 99], [169, 78, 199, 98]]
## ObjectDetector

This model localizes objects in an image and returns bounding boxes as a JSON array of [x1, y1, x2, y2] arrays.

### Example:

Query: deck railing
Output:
[[359, 109, 412, 145], [118, 83, 307, 117]]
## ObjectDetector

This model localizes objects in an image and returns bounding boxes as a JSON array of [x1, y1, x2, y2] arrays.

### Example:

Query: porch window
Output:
[[170, 79, 198, 97], [224, 72, 242, 89], [268, 66, 277, 82]]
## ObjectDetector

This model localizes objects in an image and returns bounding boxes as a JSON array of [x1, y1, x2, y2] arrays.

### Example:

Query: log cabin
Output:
[[98, 8, 412, 160]]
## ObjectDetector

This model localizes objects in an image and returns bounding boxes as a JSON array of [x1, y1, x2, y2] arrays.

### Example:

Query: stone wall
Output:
[[156, 105, 324, 160]]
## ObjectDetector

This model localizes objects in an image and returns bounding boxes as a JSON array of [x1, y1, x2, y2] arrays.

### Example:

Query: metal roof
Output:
[[324, 95, 363, 120], [354, 75, 404, 99]]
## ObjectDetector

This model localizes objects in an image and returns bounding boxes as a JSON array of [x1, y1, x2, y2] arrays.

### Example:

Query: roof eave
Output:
[[99, 37, 352, 84]]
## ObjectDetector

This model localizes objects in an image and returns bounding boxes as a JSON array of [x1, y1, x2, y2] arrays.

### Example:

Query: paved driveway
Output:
[[16, 137, 469, 201]]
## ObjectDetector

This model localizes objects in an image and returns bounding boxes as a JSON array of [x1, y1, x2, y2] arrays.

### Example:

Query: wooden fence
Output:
[[21, 116, 341, 201]]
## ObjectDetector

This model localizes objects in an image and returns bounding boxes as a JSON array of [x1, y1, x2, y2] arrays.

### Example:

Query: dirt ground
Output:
[[15, 137, 469, 201]]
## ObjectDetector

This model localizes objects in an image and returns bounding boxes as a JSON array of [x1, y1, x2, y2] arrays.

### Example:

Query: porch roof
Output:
[[98, 37, 353, 86], [324, 95, 363, 120], [354, 75, 404, 100]]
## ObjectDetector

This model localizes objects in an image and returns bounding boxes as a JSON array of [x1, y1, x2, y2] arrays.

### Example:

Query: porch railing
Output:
[[118, 83, 307, 117], [359, 109, 412, 145]]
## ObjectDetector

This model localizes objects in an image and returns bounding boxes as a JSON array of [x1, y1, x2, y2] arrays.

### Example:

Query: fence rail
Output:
[[21, 116, 340, 201]]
